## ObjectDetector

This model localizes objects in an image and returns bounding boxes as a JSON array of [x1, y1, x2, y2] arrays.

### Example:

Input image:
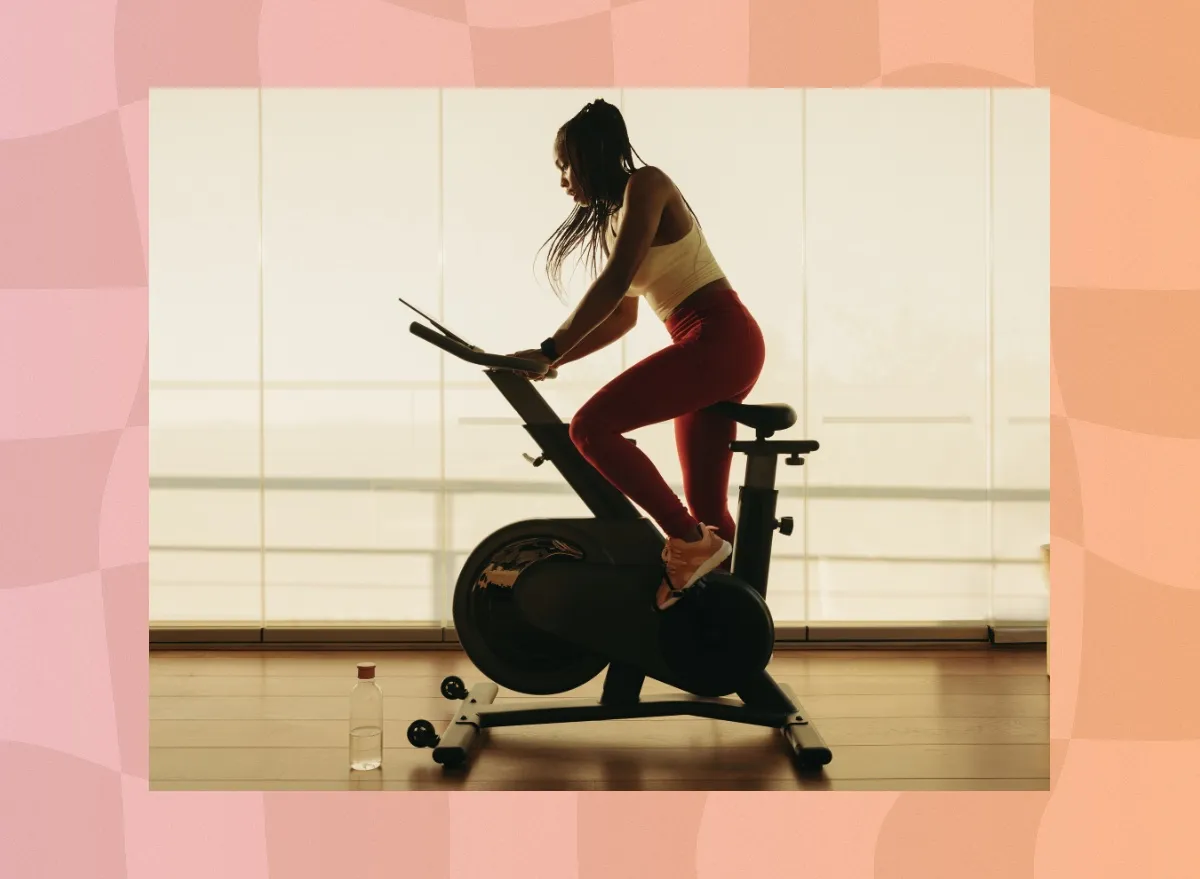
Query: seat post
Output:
[[743, 449, 779, 491], [729, 442, 781, 599]]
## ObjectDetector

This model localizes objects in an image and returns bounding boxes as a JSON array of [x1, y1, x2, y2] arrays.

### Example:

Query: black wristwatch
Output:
[[539, 337, 559, 362]]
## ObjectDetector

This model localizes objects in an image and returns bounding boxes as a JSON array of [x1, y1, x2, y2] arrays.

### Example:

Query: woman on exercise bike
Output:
[[510, 98, 766, 613]]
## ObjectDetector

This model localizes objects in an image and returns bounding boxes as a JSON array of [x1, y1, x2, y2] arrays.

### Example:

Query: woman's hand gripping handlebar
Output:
[[505, 348, 556, 382]]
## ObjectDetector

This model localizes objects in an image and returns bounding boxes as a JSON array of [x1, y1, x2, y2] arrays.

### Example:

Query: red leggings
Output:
[[569, 287, 766, 543]]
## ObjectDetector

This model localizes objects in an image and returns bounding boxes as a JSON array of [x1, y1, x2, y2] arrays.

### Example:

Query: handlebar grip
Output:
[[408, 320, 464, 357], [408, 321, 553, 377]]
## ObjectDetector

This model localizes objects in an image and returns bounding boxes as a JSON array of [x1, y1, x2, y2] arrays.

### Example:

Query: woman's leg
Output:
[[674, 339, 763, 571], [675, 401, 742, 549], [569, 291, 764, 569], [569, 338, 742, 540]]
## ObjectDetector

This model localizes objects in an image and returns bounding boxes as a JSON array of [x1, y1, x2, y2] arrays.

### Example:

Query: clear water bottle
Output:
[[349, 662, 383, 771]]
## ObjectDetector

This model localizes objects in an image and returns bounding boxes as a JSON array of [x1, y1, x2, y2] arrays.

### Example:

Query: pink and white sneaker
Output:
[[655, 524, 732, 611]]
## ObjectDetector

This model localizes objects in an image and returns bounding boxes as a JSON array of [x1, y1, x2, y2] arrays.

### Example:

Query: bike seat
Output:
[[705, 401, 797, 433]]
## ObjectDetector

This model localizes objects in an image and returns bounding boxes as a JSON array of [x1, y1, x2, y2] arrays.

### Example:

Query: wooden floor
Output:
[[150, 647, 1049, 791]]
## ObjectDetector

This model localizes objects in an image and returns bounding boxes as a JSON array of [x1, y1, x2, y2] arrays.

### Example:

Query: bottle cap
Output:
[[357, 662, 376, 680]]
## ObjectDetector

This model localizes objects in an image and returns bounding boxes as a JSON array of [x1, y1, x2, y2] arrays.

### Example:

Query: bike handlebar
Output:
[[408, 321, 557, 378]]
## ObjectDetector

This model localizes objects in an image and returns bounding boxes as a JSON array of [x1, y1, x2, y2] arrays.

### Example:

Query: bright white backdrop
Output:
[[149, 87, 1049, 626]]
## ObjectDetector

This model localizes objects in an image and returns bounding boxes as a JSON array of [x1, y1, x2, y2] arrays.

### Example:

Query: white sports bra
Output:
[[605, 208, 727, 321]]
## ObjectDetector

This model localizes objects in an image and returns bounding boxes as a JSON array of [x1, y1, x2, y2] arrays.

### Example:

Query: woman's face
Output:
[[555, 139, 588, 206]]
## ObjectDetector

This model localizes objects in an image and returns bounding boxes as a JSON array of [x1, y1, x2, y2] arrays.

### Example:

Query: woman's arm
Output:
[[547, 167, 672, 359], [553, 296, 638, 366]]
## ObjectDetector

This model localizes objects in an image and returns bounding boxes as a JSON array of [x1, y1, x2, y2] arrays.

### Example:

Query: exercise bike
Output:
[[400, 297, 832, 772]]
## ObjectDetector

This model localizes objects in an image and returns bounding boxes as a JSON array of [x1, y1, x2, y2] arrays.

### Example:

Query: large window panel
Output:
[[263, 389, 440, 480], [990, 89, 1050, 623], [260, 90, 442, 477], [258, 387, 442, 621], [150, 490, 260, 623], [148, 88, 260, 384], [804, 89, 989, 491], [992, 89, 1050, 492], [808, 560, 992, 622], [150, 551, 261, 622], [149, 88, 262, 623], [264, 552, 436, 623], [260, 88, 441, 385], [808, 498, 990, 560], [264, 489, 438, 550], [807, 498, 990, 622], [258, 89, 441, 623], [150, 388, 260, 477], [151, 489, 260, 549]]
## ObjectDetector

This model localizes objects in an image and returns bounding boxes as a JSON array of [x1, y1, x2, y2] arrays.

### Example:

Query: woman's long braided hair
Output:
[[538, 99, 644, 302]]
